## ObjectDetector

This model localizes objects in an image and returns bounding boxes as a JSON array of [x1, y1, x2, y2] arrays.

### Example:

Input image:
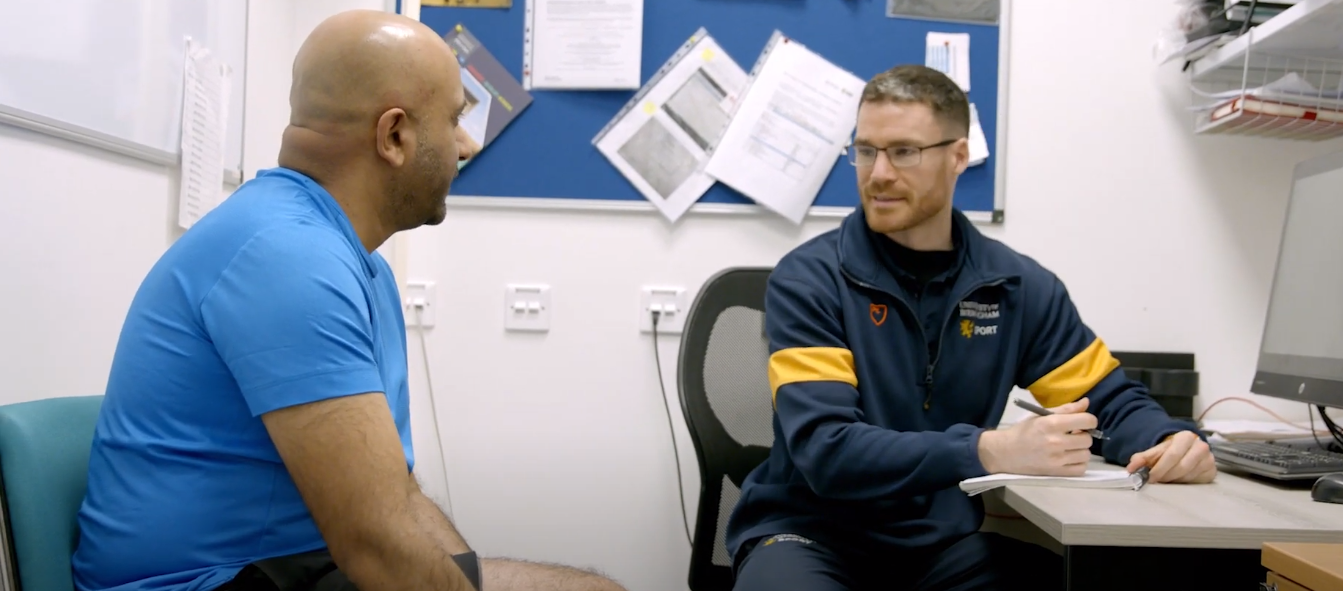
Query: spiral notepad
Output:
[[959, 469, 1148, 497]]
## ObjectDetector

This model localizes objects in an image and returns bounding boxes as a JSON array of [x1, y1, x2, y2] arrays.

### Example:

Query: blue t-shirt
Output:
[[72, 168, 414, 591]]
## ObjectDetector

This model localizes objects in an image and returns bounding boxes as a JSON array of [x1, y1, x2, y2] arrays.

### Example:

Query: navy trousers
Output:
[[732, 532, 1064, 591]]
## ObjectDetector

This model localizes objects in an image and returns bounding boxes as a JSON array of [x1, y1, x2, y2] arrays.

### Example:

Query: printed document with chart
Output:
[[925, 32, 970, 92], [703, 32, 865, 224], [593, 28, 748, 222]]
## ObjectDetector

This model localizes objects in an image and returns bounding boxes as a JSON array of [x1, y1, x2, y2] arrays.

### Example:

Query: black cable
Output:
[[1309, 405, 1327, 451], [1238, 0, 1259, 37], [1310, 405, 1343, 451], [1316, 405, 1343, 451], [652, 311, 694, 547], [1321, 407, 1341, 438]]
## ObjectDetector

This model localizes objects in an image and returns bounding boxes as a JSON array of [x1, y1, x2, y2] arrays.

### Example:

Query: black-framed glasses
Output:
[[846, 138, 959, 169]]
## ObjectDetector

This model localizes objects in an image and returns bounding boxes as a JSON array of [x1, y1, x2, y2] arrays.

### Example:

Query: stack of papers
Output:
[[959, 469, 1146, 497]]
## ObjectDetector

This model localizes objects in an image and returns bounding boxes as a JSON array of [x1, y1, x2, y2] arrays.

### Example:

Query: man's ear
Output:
[[375, 108, 413, 168], [951, 137, 970, 175]]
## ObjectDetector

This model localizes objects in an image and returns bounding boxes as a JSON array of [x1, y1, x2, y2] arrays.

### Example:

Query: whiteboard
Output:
[[0, 0, 247, 173]]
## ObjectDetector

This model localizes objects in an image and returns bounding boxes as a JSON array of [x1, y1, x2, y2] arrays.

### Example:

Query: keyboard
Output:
[[1210, 441, 1343, 480]]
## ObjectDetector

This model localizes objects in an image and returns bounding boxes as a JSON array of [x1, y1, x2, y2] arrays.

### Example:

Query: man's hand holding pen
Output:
[[977, 398, 1100, 477]]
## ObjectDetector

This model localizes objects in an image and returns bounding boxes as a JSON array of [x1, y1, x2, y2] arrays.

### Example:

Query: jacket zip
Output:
[[840, 270, 925, 378], [842, 268, 1009, 411], [923, 277, 1009, 410]]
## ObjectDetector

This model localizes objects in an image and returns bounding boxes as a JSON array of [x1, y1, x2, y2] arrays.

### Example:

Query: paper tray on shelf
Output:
[[1196, 94, 1343, 139], [1189, 43, 1343, 140]]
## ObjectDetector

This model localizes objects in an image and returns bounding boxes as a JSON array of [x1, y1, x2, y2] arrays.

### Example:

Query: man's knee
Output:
[[917, 532, 1062, 591], [479, 557, 626, 591], [733, 534, 852, 591]]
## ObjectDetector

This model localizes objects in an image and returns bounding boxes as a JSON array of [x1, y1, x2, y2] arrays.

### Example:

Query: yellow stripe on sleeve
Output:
[[768, 347, 858, 405], [1027, 337, 1120, 407]]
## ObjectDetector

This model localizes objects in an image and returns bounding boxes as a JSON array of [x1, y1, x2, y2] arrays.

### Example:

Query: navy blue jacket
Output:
[[725, 207, 1197, 558]]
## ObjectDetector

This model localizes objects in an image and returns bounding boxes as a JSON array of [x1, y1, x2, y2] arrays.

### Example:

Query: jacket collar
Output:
[[838, 206, 1003, 296]]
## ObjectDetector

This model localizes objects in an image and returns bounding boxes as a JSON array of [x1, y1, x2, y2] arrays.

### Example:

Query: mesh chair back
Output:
[[677, 267, 775, 591]]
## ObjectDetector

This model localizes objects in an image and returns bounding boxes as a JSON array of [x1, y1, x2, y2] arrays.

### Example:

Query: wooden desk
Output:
[[1263, 542, 1343, 591], [995, 460, 1343, 590]]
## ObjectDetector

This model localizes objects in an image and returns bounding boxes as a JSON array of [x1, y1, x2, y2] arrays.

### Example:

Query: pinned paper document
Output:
[[443, 24, 533, 171], [703, 32, 866, 224], [524, 0, 643, 90], [593, 28, 749, 223], [887, 0, 1000, 24], [177, 37, 231, 230], [968, 103, 989, 167], [925, 32, 970, 92]]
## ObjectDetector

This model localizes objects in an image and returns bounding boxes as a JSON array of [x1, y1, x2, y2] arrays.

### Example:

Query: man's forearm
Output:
[[1087, 375, 1200, 465], [409, 487, 471, 555], [340, 479, 476, 591]]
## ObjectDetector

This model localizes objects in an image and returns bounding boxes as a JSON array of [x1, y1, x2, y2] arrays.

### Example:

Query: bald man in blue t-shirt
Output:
[[71, 10, 624, 591]]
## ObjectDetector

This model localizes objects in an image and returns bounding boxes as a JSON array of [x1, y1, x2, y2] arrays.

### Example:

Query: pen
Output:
[[1012, 398, 1109, 440]]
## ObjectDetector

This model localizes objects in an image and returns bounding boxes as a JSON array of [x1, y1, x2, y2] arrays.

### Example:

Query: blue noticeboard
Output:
[[416, 0, 1005, 220]]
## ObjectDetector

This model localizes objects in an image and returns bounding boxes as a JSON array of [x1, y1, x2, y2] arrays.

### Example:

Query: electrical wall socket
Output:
[[403, 280, 437, 327], [639, 286, 688, 334], [505, 284, 551, 332]]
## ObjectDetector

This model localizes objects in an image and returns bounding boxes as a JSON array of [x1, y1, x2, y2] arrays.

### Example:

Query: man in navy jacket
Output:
[[725, 65, 1216, 591]]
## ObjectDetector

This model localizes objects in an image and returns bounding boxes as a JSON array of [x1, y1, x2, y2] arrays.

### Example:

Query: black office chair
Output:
[[676, 267, 776, 591]]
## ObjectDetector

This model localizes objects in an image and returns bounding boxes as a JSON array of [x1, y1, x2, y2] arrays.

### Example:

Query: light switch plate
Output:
[[505, 284, 551, 332], [403, 280, 436, 327], [639, 286, 687, 334]]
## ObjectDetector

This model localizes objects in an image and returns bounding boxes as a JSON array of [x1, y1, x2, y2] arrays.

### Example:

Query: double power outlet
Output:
[[639, 286, 688, 334]]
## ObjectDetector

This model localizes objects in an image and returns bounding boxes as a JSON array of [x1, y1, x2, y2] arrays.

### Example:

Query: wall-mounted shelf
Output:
[[1186, 0, 1343, 140], [1191, 0, 1343, 82]]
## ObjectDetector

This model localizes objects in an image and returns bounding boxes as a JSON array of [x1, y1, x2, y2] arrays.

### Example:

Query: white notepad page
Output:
[[959, 469, 1145, 497]]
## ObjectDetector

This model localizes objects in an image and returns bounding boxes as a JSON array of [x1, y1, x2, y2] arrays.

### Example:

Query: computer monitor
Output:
[[1251, 149, 1343, 412]]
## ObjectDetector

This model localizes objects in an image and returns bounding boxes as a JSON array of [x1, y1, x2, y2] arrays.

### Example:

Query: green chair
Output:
[[0, 396, 104, 591]]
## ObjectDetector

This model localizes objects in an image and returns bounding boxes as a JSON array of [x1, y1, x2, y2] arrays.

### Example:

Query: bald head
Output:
[[279, 9, 475, 249], [286, 10, 462, 151]]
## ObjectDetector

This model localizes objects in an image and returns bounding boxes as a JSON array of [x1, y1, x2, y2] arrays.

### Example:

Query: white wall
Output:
[[0, 1, 292, 401], [400, 1, 1343, 590], [0, 124, 177, 398], [4, 0, 1343, 590]]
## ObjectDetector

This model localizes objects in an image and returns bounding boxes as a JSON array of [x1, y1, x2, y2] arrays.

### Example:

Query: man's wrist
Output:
[[977, 429, 1004, 473]]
